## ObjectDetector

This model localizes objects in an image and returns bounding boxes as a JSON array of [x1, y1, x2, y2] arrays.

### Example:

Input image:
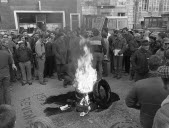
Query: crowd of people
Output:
[[1, 26, 169, 128]]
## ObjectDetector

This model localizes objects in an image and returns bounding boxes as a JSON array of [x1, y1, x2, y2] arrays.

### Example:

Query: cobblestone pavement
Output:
[[11, 74, 142, 128]]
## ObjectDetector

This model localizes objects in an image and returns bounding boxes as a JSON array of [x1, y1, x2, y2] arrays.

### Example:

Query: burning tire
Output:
[[93, 79, 111, 109]]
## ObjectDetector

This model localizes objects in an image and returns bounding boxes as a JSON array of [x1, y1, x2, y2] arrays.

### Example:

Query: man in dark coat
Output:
[[122, 28, 133, 74], [126, 55, 169, 128], [52, 33, 69, 82], [131, 40, 152, 81], [128, 34, 141, 80]]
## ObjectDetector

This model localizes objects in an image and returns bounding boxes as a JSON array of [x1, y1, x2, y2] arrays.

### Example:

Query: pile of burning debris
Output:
[[44, 45, 120, 116]]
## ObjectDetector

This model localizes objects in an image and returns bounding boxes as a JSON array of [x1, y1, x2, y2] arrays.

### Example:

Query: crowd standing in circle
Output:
[[1, 26, 169, 128]]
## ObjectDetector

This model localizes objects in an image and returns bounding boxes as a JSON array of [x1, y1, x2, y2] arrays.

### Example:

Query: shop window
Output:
[[18, 13, 36, 23], [46, 13, 63, 23]]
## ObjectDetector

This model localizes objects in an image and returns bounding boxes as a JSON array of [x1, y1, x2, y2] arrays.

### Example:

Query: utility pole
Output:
[[134, 0, 139, 29]]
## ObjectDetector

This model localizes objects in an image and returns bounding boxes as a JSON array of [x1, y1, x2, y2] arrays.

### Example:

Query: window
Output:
[[46, 13, 63, 23], [1, 0, 8, 2], [118, 13, 125, 16], [163, 0, 169, 12], [142, 0, 148, 11]]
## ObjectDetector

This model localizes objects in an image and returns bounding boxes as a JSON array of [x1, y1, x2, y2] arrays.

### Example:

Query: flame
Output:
[[74, 45, 97, 94]]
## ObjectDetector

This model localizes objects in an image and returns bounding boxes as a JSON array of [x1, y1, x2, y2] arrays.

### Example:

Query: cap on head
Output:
[[158, 66, 169, 79], [163, 38, 169, 44]]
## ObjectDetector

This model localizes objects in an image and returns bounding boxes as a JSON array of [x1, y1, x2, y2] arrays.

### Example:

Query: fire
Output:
[[74, 45, 97, 94]]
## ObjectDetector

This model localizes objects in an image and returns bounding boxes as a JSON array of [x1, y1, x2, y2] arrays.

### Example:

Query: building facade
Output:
[[136, 0, 169, 23], [0, 0, 80, 33], [80, 0, 134, 29]]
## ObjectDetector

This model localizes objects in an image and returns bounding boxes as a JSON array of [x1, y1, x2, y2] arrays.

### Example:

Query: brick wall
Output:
[[0, 0, 77, 29]]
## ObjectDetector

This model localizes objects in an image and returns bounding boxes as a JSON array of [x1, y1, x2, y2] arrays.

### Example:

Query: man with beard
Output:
[[126, 55, 169, 128], [131, 40, 152, 81]]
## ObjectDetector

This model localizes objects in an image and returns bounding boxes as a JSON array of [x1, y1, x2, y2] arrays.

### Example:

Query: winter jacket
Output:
[[52, 36, 69, 64], [90, 36, 107, 54], [0, 50, 13, 77], [45, 41, 53, 57], [126, 77, 169, 128], [108, 35, 115, 55], [35, 39, 45, 60], [129, 39, 140, 55], [123, 33, 133, 56], [131, 48, 152, 74], [153, 95, 169, 128], [15, 47, 32, 63], [112, 37, 127, 55]]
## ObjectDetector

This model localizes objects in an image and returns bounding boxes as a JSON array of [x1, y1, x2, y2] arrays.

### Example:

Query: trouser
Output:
[[114, 56, 123, 77], [44, 56, 54, 77], [102, 60, 110, 77], [37, 58, 45, 83], [134, 72, 149, 82], [9, 64, 16, 82], [140, 114, 154, 128], [19, 61, 32, 84], [56, 64, 64, 79], [0, 76, 11, 105], [93, 52, 103, 80], [124, 55, 131, 73], [32, 54, 37, 78], [109, 53, 115, 73]]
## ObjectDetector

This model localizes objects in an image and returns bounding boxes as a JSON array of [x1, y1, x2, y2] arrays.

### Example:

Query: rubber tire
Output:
[[93, 79, 111, 109]]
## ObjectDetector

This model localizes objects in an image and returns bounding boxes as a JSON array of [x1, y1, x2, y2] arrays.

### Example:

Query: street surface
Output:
[[11, 74, 142, 128]]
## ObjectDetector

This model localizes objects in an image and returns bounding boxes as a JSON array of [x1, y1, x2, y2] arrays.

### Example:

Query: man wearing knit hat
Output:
[[131, 40, 152, 81], [126, 55, 169, 128]]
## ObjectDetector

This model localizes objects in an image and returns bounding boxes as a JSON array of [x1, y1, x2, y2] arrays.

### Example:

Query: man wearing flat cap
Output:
[[126, 55, 169, 128], [131, 40, 152, 81], [153, 49, 169, 128]]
